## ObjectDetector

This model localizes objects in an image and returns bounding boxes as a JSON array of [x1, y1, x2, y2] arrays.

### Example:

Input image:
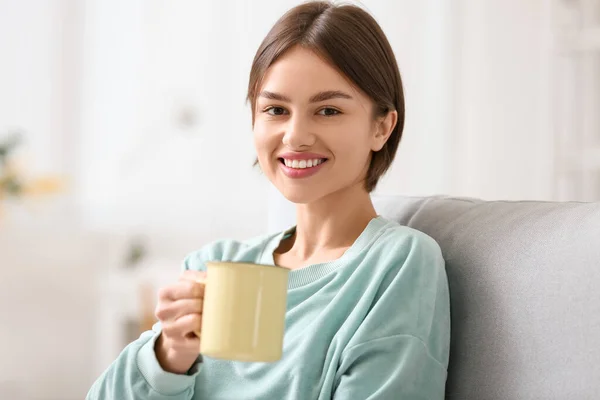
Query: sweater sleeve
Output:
[[85, 322, 199, 400], [333, 334, 447, 399], [333, 232, 451, 399]]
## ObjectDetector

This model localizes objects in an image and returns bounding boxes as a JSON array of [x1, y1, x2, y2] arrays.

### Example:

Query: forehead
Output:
[[259, 46, 364, 101]]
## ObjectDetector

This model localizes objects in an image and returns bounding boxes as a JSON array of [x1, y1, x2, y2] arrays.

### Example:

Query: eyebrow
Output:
[[309, 90, 353, 103], [258, 90, 353, 103], [259, 91, 291, 102]]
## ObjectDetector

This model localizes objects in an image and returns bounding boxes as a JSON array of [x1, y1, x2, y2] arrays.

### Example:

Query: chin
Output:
[[276, 181, 344, 205], [279, 188, 320, 204], [268, 170, 351, 205]]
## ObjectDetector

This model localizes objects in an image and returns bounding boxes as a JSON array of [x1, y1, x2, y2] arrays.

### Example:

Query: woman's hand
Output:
[[154, 270, 206, 374]]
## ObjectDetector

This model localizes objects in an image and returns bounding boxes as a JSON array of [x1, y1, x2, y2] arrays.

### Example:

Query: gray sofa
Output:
[[373, 196, 600, 400]]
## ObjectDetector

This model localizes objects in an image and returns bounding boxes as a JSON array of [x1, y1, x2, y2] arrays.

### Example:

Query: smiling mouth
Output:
[[278, 158, 328, 169]]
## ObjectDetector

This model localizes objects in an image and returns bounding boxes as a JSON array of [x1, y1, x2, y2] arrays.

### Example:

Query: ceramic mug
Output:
[[195, 261, 289, 362]]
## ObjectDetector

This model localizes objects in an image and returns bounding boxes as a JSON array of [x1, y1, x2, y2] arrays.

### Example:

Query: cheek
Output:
[[331, 126, 373, 163], [253, 121, 279, 162], [253, 121, 269, 149]]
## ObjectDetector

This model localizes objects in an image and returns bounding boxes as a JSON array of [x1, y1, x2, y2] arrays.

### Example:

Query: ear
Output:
[[370, 110, 398, 152]]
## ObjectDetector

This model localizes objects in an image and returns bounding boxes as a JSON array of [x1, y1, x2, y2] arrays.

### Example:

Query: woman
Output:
[[87, 1, 450, 399]]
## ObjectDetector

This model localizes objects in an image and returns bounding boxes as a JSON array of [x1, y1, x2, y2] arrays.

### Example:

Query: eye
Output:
[[317, 107, 341, 117], [263, 106, 288, 116]]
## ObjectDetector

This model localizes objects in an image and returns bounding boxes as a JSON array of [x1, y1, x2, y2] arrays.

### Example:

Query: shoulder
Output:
[[350, 218, 450, 346], [356, 218, 447, 309], [181, 231, 280, 271], [369, 217, 444, 272]]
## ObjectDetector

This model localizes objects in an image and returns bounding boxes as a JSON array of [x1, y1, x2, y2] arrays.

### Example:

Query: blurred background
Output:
[[1, 0, 599, 398]]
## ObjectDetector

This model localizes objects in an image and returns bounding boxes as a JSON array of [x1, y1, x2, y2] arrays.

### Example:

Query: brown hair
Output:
[[247, 1, 405, 192]]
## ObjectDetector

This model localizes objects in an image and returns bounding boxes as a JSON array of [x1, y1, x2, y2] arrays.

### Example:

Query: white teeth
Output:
[[282, 158, 325, 169]]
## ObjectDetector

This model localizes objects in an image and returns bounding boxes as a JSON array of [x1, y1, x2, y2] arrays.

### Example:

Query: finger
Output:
[[170, 334, 200, 353], [158, 280, 203, 301], [162, 313, 202, 338], [170, 336, 200, 353], [156, 298, 203, 322], [160, 331, 199, 353]]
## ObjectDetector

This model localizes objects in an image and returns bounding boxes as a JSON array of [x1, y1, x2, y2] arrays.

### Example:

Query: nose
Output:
[[282, 116, 315, 149]]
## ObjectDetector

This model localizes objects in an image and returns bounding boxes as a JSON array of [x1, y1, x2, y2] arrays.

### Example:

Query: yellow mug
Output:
[[196, 261, 289, 362]]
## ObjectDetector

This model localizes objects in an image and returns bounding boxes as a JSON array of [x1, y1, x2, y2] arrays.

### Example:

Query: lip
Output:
[[277, 159, 327, 180]]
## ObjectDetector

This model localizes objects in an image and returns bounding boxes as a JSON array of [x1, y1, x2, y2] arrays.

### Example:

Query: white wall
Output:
[[0, 2, 92, 398], [369, 0, 455, 197], [78, 0, 272, 244], [0, 0, 67, 174], [452, 0, 554, 200]]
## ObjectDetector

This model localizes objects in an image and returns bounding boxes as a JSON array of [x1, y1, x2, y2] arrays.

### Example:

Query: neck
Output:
[[289, 182, 378, 260]]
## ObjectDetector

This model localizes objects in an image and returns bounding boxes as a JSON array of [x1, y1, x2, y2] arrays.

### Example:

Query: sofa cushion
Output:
[[373, 195, 600, 400]]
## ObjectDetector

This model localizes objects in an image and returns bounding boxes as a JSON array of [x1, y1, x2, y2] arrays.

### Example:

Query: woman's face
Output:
[[253, 46, 391, 204]]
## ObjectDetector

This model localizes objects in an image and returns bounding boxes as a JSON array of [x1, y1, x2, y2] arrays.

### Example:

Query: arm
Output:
[[86, 323, 198, 400], [333, 334, 447, 399], [334, 233, 451, 399]]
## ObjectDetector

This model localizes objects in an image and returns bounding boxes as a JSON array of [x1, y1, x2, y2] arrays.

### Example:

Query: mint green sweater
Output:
[[87, 216, 450, 399]]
